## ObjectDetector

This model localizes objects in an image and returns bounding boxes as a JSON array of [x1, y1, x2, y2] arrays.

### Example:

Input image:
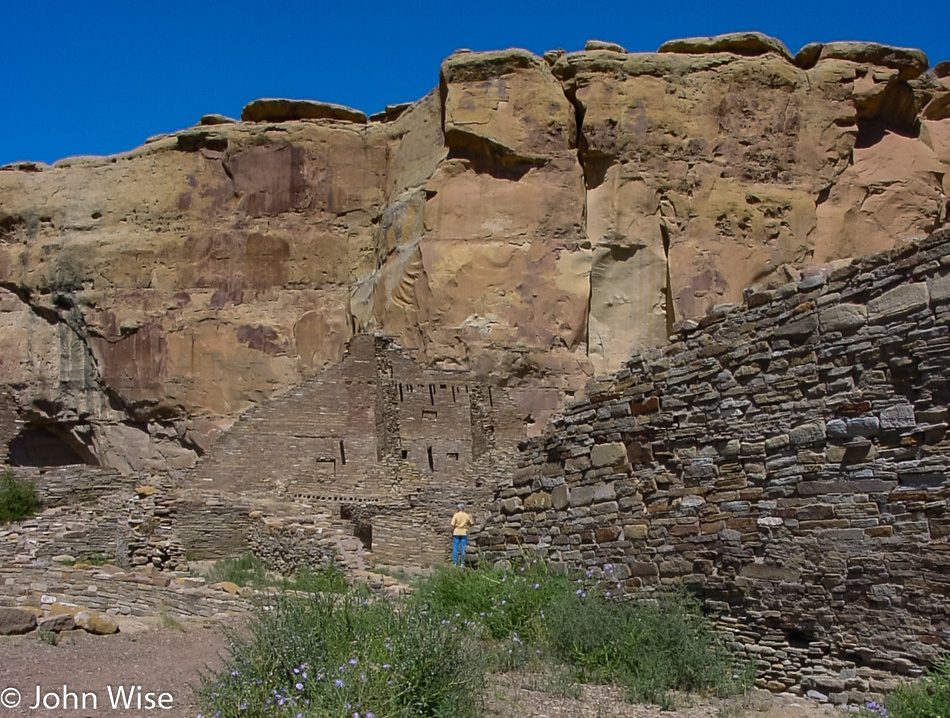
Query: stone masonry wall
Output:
[[191, 334, 522, 565], [482, 228, 950, 703]]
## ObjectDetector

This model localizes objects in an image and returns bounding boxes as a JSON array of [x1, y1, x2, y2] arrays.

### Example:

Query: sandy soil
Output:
[[0, 616, 229, 718]]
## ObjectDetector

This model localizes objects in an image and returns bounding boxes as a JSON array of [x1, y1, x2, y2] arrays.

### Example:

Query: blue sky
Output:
[[4, 0, 948, 166]]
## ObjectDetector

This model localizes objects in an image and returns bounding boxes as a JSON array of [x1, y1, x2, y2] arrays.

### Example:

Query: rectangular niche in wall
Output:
[[315, 457, 337, 474]]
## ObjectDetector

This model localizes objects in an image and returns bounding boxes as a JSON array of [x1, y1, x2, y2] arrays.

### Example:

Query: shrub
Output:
[[410, 557, 571, 643], [413, 558, 751, 705], [204, 553, 270, 588], [204, 553, 349, 593], [194, 590, 483, 718], [884, 654, 950, 718], [0, 469, 40, 524], [546, 586, 752, 704]]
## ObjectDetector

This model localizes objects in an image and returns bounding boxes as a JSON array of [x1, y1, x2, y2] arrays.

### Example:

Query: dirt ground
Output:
[[0, 615, 842, 718], [0, 616, 229, 718]]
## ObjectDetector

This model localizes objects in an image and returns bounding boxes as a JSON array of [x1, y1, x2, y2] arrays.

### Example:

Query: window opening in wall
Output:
[[451, 386, 456, 402], [427, 446, 434, 471], [339, 440, 346, 465], [429, 384, 435, 405], [440, 384, 447, 389], [315, 458, 337, 474], [488, 387, 494, 407], [423, 410, 437, 421], [398, 384, 404, 402], [447, 452, 459, 461], [401, 449, 409, 459]]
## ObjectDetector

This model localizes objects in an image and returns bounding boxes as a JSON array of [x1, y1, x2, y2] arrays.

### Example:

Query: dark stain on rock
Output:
[[184, 232, 291, 295], [236, 325, 286, 355], [228, 144, 308, 217]]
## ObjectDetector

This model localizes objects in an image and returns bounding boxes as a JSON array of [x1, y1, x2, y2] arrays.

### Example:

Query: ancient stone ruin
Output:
[[1, 31, 949, 705]]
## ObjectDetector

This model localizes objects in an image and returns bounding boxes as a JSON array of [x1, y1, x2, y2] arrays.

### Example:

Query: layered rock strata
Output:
[[0, 33, 948, 473], [483, 228, 950, 703]]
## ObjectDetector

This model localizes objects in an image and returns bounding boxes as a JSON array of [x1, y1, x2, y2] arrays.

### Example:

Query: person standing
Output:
[[451, 502, 473, 566]]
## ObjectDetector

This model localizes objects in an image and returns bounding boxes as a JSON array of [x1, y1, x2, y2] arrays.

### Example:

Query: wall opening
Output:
[[427, 446, 434, 471], [355, 520, 373, 551], [339, 440, 346, 465]]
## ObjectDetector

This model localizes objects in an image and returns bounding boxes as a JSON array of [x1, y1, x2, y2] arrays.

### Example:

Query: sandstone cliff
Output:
[[1, 33, 948, 471]]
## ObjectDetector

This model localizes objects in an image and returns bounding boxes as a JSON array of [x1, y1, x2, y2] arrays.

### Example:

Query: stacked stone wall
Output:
[[482, 228, 950, 702]]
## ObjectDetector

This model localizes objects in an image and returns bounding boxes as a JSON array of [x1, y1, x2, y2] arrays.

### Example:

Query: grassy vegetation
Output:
[[0, 469, 40, 524], [860, 655, 950, 718], [197, 557, 753, 717], [202, 553, 349, 594], [194, 591, 483, 718]]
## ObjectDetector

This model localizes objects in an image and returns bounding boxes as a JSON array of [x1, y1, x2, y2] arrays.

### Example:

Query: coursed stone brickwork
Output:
[[190, 334, 522, 565], [483, 228, 950, 704]]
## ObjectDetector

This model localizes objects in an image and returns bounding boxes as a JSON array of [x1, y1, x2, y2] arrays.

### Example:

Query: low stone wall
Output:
[[0, 563, 252, 618], [482, 229, 950, 704]]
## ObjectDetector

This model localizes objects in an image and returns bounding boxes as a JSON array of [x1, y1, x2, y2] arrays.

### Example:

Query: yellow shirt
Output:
[[452, 510, 473, 536]]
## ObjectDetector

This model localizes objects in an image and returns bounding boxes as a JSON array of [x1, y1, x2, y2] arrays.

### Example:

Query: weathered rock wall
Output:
[[1, 34, 947, 472], [482, 228, 950, 702]]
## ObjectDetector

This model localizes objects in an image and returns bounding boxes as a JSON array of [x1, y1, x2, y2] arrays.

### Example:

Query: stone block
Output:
[[0, 607, 37, 635], [624, 524, 649, 540], [551, 484, 569, 510], [524, 491, 552, 510], [846, 416, 880, 437], [591, 442, 627, 468], [595, 526, 621, 543], [819, 303, 867, 332], [569, 485, 594, 507], [790, 421, 826, 446], [590, 500, 619, 516], [501, 498, 522, 515], [880, 404, 916, 429], [739, 563, 802, 582], [512, 466, 537, 487], [591, 483, 616, 502], [38, 613, 75, 633], [75, 611, 119, 635], [626, 561, 659, 577], [867, 283, 929, 322], [928, 273, 950, 304]]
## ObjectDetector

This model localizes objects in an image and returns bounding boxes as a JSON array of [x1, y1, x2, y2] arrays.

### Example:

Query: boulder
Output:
[[199, 113, 237, 125], [817, 42, 929, 80], [0, 607, 37, 635], [659, 32, 793, 62], [74, 610, 119, 635], [38, 613, 75, 632], [585, 39, 626, 53]]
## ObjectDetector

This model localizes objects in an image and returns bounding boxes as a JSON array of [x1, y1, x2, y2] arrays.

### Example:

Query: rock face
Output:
[[0, 34, 948, 472]]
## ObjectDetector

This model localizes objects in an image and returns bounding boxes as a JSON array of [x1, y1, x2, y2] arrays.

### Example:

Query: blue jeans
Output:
[[452, 535, 467, 565]]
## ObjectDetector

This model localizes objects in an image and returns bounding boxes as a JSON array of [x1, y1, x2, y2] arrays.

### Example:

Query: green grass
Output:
[[874, 655, 950, 718], [0, 469, 40, 524], [202, 553, 350, 594], [196, 558, 753, 717]]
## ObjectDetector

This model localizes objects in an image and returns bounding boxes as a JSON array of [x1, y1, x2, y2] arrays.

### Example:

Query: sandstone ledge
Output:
[[240, 97, 367, 124]]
